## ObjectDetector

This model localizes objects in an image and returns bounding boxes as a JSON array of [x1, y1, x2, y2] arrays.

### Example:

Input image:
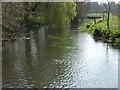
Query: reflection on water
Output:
[[2, 27, 118, 88]]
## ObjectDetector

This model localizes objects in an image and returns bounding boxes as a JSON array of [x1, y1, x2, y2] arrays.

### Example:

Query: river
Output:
[[2, 26, 118, 88]]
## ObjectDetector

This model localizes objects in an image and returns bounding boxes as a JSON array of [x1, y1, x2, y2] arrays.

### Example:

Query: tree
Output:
[[101, 1, 114, 29], [2, 2, 77, 33], [76, 2, 90, 20], [2, 2, 25, 33], [118, 2, 120, 31]]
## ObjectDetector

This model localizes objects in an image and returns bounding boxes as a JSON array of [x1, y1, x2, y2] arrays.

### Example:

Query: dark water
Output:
[[2, 27, 118, 88]]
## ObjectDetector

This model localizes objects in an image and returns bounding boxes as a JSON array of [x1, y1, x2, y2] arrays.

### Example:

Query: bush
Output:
[[92, 28, 102, 37], [110, 30, 120, 43], [113, 38, 120, 48], [2, 25, 12, 33], [86, 24, 90, 28], [102, 29, 111, 40]]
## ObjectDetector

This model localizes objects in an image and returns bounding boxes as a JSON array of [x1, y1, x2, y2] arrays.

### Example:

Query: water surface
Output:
[[2, 27, 118, 88]]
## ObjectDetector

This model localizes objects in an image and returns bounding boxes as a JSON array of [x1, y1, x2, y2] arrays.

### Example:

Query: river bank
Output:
[[79, 13, 120, 49]]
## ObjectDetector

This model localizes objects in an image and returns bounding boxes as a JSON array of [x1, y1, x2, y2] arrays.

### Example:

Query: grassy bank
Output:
[[80, 13, 120, 48]]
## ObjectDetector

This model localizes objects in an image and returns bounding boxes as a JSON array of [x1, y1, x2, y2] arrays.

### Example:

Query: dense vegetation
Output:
[[2, 2, 119, 49], [2, 2, 76, 29], [80, 13, 120, 48], [2, 2, 77, 45]]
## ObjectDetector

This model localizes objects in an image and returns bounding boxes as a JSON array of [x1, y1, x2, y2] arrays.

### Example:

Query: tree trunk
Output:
[[94, 19, 96, 24], [107, 2, 110, 29], [103, 13, 105, 21], [107, 12, 110, 29], [118, 4, 120, 30]]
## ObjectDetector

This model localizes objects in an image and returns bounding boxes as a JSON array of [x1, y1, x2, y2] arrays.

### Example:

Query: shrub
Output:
[[110, 30, 120, 43], [86, 24, 90, 28], [93, 28, 102, 37], [113, 38, 120, 48], [2, 25, 12, 33], [102, 29, 111, 40]]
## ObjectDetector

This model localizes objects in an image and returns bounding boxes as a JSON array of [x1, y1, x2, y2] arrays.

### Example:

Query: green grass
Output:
[[80, 13, 120, 48]]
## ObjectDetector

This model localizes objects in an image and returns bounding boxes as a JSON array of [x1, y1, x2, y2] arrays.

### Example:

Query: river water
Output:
[[2, 26, 118, 88]]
